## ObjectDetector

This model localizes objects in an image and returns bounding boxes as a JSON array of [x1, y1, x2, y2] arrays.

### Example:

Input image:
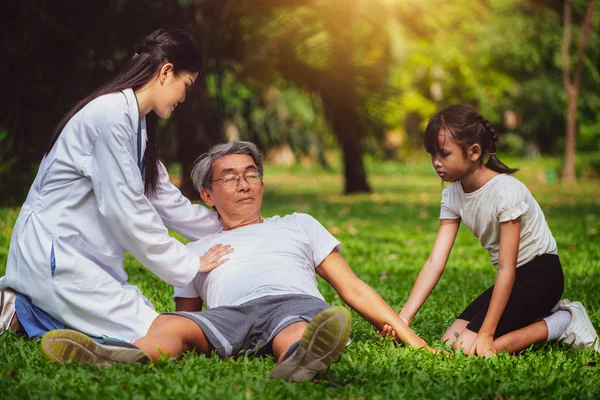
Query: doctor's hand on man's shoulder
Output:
[[199, 244, 233, 273]]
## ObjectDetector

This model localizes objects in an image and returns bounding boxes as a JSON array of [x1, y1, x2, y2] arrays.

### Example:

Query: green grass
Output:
[[2, 157, 600, 399]]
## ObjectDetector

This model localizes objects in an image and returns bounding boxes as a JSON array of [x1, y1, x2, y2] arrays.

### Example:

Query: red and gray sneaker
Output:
[[41, 329, 151, 367]]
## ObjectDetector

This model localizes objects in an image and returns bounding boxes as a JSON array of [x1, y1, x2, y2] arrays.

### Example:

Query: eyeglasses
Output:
[[212, 172, 263, 188]]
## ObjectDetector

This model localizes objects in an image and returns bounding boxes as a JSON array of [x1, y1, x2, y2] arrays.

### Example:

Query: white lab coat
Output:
[[0, 88, 220, 341]]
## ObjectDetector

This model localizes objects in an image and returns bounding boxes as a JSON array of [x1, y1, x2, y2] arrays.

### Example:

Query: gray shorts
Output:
[[170, 294, 330, 358]]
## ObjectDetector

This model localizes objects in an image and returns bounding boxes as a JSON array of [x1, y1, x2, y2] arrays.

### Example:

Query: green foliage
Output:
[[215, 72, 333, 165], [0, 130, 16, 174], [575, 151, 600, 179], [3, 0, 600, 201], [384, 0, 600, 157], [0, 130, 19, 203], [1, 158, 600, 399], [498, 132, 526, 156], [0, 128, 38, 206]]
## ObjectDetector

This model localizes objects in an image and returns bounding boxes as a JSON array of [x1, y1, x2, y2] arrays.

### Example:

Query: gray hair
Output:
[[190, 141, 264, 191]]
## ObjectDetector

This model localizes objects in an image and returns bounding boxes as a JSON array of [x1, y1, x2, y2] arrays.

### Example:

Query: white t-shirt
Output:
[[174, 213, 341, 308], [440, 174, 557, 268]]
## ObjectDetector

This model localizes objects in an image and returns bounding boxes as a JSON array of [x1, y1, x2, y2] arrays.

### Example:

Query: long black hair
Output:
[[424, 104, 518, 174], [47, 28, 202, 197]]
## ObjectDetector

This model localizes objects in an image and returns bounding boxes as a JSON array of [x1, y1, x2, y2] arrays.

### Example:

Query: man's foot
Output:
[[550, 299, 571, 313], [0, 288, 17, 336], [269, 306, 351, 382], [558, 301, 599, 352], [41, 329, 151, 367]]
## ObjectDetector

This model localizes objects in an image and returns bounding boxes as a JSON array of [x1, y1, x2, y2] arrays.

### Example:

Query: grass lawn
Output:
[[1, 156, 599, 399]]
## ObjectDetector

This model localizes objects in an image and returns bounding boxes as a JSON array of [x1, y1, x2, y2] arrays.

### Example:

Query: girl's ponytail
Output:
[[479, 115, 518, 174], [425, 104, 519, 175]]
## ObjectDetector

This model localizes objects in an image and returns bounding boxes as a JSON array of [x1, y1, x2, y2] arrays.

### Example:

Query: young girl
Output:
[[0, 29, 232, 342], [386, 104, 599, 356]]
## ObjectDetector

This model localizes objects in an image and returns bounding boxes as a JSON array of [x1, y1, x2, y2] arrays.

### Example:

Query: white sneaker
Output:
[[558, 301, 600, 353], [550, 299, 570, 313]]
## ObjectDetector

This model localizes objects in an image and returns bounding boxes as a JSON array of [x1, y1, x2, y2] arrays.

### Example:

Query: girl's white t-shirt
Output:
[[440, 174, 557, 268]]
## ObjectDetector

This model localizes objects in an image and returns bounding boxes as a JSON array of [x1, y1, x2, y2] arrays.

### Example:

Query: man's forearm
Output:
[[341, 280, 429, 349]]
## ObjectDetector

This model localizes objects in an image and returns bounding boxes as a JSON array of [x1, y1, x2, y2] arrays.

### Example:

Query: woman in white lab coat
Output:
[[0, 29, 231, 342]]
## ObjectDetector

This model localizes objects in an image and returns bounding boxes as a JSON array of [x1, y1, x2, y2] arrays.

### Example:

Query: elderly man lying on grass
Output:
[[40, 140, 432, 382]]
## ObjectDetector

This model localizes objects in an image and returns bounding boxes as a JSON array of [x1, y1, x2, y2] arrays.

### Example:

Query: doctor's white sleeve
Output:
[[150, 161, 221, 241], [83, 118, 200, 287]]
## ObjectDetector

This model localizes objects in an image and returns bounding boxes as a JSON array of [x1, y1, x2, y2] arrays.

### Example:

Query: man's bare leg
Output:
[[134, 314, 214, 360], [272, 322, 309, 362], [40, 314, 214, 366]]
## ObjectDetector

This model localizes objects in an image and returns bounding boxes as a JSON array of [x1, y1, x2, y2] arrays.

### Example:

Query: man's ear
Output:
[[159, 63, 174, 84], [200, 189, 214, 207], [468, 144, 482, 162]]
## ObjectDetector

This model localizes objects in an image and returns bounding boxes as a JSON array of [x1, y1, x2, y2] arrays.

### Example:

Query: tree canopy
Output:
[[1, 0, 599, 204]]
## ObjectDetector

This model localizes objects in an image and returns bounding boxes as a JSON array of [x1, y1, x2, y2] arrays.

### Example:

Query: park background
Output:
[[1, 0, 599, 398]]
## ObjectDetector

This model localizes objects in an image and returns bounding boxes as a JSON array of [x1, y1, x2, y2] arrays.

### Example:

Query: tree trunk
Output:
[[326, 0, 370, 194], [323, 94, 370, 194], [562, 89, 578, 181], [335, 110, 370, 194], [165, 1, 227, 198], [560, 0, 596, 183]]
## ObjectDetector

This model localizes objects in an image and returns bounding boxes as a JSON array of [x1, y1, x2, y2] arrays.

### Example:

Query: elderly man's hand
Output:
[[199, 244, 233, 273]]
